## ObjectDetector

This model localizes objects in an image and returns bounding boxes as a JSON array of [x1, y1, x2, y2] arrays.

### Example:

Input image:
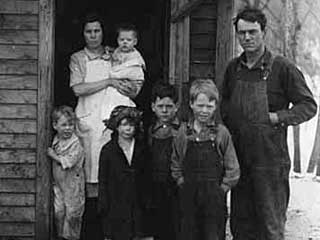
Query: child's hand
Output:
[[47, 147, 56, 158]]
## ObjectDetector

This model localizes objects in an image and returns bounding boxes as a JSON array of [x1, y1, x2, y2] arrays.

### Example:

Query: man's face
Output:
[[190, 93, 216, 125], [117, 30, 137, 52], [152, 97, 178, 124], [236, 19, 265, 53], [83, 21, 103, 50]]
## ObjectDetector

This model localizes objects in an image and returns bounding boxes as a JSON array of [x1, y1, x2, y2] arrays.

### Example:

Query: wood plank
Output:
[[37, 0, 54, 238], [0, 15, 38, 30], [0, 45, 37, 60], [0, 149, 36, 163], [215, 0, 235, 89], [191, 34, 216, 49], [0, 207, 35, 222], [191, 2, 217, 17], [0, 237, 34, 240], [0, 223, 34, 237], [0, 75, 37, 90], [0, 120, 36, 134], [0, 105, 37, 119], [0, 30, 38, 45], [0, 60, 37, 75], [171, 0, 205, 22], [0, 134, 36, 149], [0, 134, 36, 148], [0, 1, 38, 14], [0, 90, 37, 104], [0, 179, 35, 193], [191, 48, 216, 61], [0, 164, 36, 178], [0, 193, 35, 206], [190, 19, 216, 33], [190, 63, 215, 78]]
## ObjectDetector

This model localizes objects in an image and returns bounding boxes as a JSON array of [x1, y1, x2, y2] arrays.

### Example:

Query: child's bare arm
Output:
[[47, 147, 62, 164]]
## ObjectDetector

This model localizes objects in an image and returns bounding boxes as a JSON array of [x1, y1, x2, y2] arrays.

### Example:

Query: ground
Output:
[[225, 176, 320, 240]]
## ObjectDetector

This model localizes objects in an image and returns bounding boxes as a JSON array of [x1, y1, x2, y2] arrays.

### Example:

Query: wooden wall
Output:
[[0, 0, 38, 238], [0, 0, 54, 239]]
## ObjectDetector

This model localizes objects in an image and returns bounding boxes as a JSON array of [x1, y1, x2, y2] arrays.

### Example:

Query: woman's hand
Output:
[[108, 79, 137, 99]]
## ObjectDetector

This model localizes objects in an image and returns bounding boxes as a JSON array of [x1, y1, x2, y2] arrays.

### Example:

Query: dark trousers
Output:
[[151, 181, 178, 240], [179, 182, 226, 240], [230, 165, 290, 240], [80, 197, 104, 240]]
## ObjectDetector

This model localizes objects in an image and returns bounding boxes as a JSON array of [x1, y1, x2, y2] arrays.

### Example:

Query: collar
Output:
[[84, 46, 112, 61], [151, 117, 180, 133], [186, 118, 216, 134], [238, 47, 273, 70]]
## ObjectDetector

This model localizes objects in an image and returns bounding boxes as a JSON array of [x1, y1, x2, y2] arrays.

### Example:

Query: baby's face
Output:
[[117, 30, 137, 52]]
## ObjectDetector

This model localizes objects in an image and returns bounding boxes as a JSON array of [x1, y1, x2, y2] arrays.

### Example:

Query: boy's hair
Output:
[[116, 23, 138, 39], [234, 7, 267, 32], [52, 105, 76, 124], [189, 79, 219, 103], [151, 82, 178, 103]]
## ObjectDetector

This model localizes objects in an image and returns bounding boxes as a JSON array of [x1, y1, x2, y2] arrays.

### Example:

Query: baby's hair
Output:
[[151, 82, 178, 103], [51, 105, 76, 124], [116, 23, 139, 39], [189, 79, 219, 103]]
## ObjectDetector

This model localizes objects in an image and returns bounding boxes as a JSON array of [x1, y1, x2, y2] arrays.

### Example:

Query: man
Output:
[[221, 7, 317, 240]]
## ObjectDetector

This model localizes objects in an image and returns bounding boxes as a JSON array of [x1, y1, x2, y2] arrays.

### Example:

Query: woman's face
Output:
[[83, 21, 103, 50]]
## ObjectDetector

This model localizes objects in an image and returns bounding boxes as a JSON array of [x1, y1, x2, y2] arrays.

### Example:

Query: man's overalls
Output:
[[227, 56, 290, 240], [179, 127, 226, 240]]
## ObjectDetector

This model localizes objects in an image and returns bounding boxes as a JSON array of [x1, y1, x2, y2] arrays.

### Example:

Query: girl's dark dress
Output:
[[98, 135, 150, 240]]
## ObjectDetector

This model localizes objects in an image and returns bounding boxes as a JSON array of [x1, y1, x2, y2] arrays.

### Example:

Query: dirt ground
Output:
[[225, 175, 320, 240]]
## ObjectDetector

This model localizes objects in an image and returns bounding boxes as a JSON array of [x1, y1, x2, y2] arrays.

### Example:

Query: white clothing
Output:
[[75, 56, 112, 183]]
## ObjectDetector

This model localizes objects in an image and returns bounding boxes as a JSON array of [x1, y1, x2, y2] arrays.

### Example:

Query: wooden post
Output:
[[215, 0, 234, 89], [36, 0, 54, 239]]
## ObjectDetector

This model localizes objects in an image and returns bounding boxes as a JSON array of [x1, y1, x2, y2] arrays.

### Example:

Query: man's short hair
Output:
[[116, 23, 139, 39], [151, 82, 178, 103], [189, 79, 219, 103], [234, 7, 267, 32]]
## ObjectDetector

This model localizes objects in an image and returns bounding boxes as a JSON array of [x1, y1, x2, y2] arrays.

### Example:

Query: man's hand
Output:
[[269, 112, 279, 125]]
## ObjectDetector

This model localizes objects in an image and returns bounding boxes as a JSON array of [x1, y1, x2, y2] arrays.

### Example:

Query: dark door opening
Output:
[[54, 0, 170, 121]]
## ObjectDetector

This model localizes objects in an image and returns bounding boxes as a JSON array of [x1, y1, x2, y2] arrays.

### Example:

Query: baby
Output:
[[101, 24, 146, 120]]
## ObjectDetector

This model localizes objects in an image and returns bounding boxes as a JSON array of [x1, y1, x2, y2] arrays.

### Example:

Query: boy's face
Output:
[[117, 30, 137, 52], [117, 118, 135, 140], [53, 115, 75, 140], [152, 97, 178, 124], [190, 93, 216, 125], [83, 21, 103, 50]]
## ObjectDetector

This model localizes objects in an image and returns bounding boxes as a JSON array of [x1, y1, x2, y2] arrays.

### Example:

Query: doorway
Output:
[[54, 0, 170, 119]]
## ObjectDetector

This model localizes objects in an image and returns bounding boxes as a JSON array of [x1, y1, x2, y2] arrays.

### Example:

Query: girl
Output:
[[98, 106, 150, 240]]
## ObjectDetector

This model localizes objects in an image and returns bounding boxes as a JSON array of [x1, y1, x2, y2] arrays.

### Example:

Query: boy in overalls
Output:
[[148, 83, 180, 240], [171, 79, 240, 240]]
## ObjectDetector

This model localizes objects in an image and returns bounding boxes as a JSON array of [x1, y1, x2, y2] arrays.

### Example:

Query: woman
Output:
[[69, 13, 139, 240]]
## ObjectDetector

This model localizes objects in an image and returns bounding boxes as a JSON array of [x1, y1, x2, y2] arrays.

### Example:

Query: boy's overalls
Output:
[[180, 127, 226, 240]]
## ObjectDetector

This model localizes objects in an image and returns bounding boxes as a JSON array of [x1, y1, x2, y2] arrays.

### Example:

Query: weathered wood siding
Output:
[[175, 0, 217, 119], [0, 0, 39, 239]]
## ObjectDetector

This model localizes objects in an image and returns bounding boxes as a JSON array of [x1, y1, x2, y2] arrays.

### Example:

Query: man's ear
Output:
[[151, 102, 156, 112]]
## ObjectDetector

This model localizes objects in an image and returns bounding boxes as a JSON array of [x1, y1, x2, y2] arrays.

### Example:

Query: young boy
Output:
[[47, 105, 85, 240], [148, 83, 180, 240], [171, 79, 240, 240], [101, 24, 146, 120], [98, 106, 150, 240]]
